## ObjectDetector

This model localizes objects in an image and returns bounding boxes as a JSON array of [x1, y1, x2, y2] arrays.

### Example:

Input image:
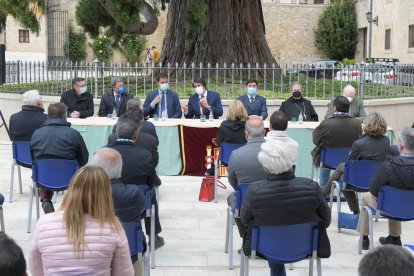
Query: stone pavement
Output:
[[1, 140, 413, 276]]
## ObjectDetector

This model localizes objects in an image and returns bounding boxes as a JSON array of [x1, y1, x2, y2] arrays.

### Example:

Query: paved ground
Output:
[[1, 140, 413, 276]]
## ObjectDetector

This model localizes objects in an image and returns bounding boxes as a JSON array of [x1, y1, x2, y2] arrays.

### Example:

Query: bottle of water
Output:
[[298, 112, 303, 124], [161, 111, 167, 121], [209, 113, 214, 121], [111, 108, 117, 120]]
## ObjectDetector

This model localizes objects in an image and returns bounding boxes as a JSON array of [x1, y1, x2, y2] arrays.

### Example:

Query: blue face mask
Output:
[[79, 86, 87, 94], [117, 86, 125, 95], [160, 83, 169, 91], [247, 87, 257, 96]]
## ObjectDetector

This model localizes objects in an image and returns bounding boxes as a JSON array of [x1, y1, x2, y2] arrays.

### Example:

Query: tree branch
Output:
[[98, 0, 159, 35]]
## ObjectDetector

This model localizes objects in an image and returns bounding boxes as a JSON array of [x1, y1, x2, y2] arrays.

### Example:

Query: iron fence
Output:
[[1, 61, 414, 99]]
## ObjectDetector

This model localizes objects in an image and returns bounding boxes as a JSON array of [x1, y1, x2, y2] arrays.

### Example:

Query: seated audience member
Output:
[[0, 232, 27, 276], [358, 245, 414, 276], [215, 100, 248, 146], [237, 79, 268, 120], [358, 128, 414, 250], [321, 112, 390, 212], [30, 102, 89, 214], [60, 77, 94, 118], [266, 111, 299, 165], [325, 85, 366, 121], [98, 77, 134, 117], [312, 96, 362, 189], [29, 166, 134, 276], [91, 148, 146, 275], [9, 90, 47, 141], [227, 116, 267, 237], [279, 81, 318, 121], [108, 115, 164, 249], [143, 72, 182, 118], [182, 77, 223, 119], [241, 140, 331, 276]]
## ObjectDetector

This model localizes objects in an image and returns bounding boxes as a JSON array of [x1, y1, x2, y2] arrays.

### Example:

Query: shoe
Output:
[[42, 200, 55, 214], [379, 236, 402, 246], [154, 235, 165, 250], [362, 237, 370, 250]]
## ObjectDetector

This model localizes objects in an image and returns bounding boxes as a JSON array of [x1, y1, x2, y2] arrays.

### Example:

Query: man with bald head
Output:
[[227, 115, 267, 237], [325, 85, 366, 121]]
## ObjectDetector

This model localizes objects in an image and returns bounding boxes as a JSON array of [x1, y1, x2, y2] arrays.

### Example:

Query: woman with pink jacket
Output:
[[29, 166, 134, 276]]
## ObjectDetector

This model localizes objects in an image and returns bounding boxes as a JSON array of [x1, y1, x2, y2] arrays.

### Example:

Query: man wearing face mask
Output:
[[98, 77, 134, 117], [182, 77, 223, 119], [325, 85, 366, 121], [237, 79, 268, 120], [143, 72, 182, 118], [60, 77, 94, 118], [279, 81, 319, 121]]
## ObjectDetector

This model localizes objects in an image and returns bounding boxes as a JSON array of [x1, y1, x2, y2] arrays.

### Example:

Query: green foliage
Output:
[[75, 0, 115, 38], [119, 34, 147, 64], [91, 34, 113, 63], [64, 25, 87, 62], [337, 58, 356, 67], [314, 0, 358, 60], [186, 0, 207, 42]]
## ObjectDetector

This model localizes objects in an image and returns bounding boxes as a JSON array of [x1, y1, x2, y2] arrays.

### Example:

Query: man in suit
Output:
[[227, 116, 267, 237], [325, 85, 366, 121], [60, 77, 94, 118], [143, 72, 182, 118], [182, 77, 223, 119], [98, 77, 134, 117], [237, 79, 268, 120]]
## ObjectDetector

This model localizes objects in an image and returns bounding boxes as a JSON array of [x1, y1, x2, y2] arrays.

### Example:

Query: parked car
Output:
[[371, 66, 397, 86], [335, 63, 382, 83], [396, 66, 414, 86], [288, 60, 339, 79]]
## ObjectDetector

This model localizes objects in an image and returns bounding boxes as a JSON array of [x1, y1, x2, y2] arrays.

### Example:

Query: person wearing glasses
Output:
[[60, 77, 94, 118]]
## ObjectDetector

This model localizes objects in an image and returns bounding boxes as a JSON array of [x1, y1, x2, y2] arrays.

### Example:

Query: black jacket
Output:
[[98, 91, 134, 117], [111, 179, 145, 222], [215, 120, 247, 146], [279, 96, 318, 122], [348, 134, 390, 161], [370, 155, 414, 197], [30, 118, 89, 166], [60, 90, 94, 118], [9, 105, 47, 141], [241, 171, 331, 258], [108, 140, 157, 188]]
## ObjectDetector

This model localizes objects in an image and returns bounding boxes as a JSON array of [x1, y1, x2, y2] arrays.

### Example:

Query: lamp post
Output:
[[366, 0, 378, 58]]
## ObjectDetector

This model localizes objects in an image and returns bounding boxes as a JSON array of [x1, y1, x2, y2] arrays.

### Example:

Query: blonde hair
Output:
[[363, 112, 387, 137], [60, 166, 121, 256], [226, 100, 248, 121]]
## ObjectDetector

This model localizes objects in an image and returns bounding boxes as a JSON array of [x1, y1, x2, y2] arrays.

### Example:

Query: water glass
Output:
[[200, 115, 206, 122]]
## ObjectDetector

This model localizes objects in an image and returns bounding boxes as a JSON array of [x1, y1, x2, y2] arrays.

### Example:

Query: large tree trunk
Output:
[[160, 0, 277, 68]]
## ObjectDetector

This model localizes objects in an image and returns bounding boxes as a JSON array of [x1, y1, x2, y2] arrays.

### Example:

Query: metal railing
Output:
[[1, 61, 414, 99]]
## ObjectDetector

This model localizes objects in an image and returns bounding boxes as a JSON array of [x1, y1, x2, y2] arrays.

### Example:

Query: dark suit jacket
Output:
[[143, 89, 182, 118], [60, 89, 94, 118], [185, 91, 223, 119], [237, 94, 268, 120], [9, 105, 47, 141], [98, 91, 134, 117]]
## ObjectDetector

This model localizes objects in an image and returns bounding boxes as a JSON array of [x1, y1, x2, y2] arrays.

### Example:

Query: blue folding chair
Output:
[[240, 221, 321, 276], [359, 186, 414, 254], [121, 221, 150, 276], [27, 159, 79, 233], [137, 185, 156, 269], [224, 183, 250, 270], [312, 147, 350, 180], [331, 160, 382, 232], [213, 143, 245, 202], [0, 192, 5, 232], [9, 141, 32, 203]]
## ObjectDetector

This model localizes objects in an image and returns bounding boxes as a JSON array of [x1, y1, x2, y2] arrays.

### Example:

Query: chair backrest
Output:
[[12, 141, 32, 167], [31, 159, 79, 190], [377, 186, 414, 220], [251, 221, 319, 263], [234, 183, 251, 217], [137, 185, 152, 216], [219, 143, 245, 164], [343, 160, 383, 190], [121, 221, 144, 256], [320, 147, 350, 169]]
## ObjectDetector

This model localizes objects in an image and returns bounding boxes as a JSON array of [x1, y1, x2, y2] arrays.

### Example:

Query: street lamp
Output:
[[366, 0, 378, 59], [365, 11, 378, 26]]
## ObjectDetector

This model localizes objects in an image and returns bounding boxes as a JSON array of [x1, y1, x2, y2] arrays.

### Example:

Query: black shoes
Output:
[[379, 235, 402, 246], [154, 235, 165, 250], [362, 236, 370, 250], [42, 200, 55, 214]]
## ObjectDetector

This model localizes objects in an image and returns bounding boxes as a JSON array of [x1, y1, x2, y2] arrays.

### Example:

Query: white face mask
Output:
[[195, 86, 204, 96], [346, 96, 353, 102]]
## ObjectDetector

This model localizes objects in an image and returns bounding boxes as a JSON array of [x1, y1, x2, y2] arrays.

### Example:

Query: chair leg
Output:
[[213, 160, 219, 203], [317, 258, 322, 276], [374, 210, 379, 222], [224, 207, 230, 253], [329, 181, 335, 210], [144, 250, 150, 276], [35, 185, 40, 221], [240, 251, 244, 276], [0, 206, 5, 232], [366, 208, 374, 250], [9, 162, 15, 203], [52, 191, 57, 203], [309, 253, 315, 276], [336, 186, 342, 233], [155, 186, 159, 204], [17, 165, 23, 194], [27, 185, 34, 233], [228, 209, 234, 270], [150, 204, 155, 269], [243, 253, 249, 276]]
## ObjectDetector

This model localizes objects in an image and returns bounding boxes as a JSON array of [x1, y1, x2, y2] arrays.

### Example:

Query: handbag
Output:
[[199, 176, 226, 202]]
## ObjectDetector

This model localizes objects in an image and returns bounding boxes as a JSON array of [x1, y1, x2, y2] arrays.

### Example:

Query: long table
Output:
[[68, 118, 395, 178]]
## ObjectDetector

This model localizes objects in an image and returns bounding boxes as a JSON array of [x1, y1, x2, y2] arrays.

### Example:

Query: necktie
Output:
[[250, 96, 254, 109], [115, 95, 120, 108], [201, 95, 206, 114], [160, 93, 166, 116]]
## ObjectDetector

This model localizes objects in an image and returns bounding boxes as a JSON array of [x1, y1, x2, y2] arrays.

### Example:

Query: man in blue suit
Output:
[[143, 72, 182, 118], [237, 79, 268, 120], [182, 77, 223, 119]]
